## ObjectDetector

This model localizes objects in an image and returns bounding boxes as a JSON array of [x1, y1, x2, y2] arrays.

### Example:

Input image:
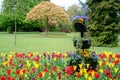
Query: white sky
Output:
[[51, 0, 86, 10], [0, 0, 86, 10]]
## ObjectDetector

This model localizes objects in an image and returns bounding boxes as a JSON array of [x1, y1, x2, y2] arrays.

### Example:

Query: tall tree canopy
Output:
[[67, 5, 82, 21], [1, 0, 42, 33], [25, 1, 70, 36], [78, 0, 88, 15], [87, 0, 120, 47]]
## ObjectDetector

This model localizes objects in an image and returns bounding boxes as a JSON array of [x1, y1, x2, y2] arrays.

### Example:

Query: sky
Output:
[[51, 0, 86, 10], [0, 0, 86, 10]]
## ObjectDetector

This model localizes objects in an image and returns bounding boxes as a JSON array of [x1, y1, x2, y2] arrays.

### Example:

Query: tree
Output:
[[86, 0, 120, 47], [67, 5, 82, 21], [25, 1, 70, 36], [1, 0, 41, 33], [78, 0, 88, 15]]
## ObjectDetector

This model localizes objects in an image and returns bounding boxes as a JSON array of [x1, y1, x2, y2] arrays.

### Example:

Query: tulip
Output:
[[88, 77, 92, 80], [16, 70, 20, 75], [52, 66, 57, 72], [65, 66, 74, 75], [38, 72, 45, 78], [33, 62, 39, 69], [26, 60, 31, 68], [73, 66, 77, 71], [80, 69, 83, 75], [98, 61, 102, 67], [0, 76, 5, 80], [44, 68, 49, 73], [20, 70, 23, 75], [114, 68, 118, 73], [22, 68, 26, 74], [117, 74, 120, 79], [84, 73, 88, 79], [94, 73, 100, 79], [32, 67, 36, 72], [77, 73, 81, 78], [78, 64, 83, 69], [7, 69, 11, 75], [54, 57, 57, 62], [86, 64, 90, 68], [99, 68, 103, 73]]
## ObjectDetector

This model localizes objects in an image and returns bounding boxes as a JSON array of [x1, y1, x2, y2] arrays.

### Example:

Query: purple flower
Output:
[[43, 52, 46, 57], [48, 55, 50, 60]]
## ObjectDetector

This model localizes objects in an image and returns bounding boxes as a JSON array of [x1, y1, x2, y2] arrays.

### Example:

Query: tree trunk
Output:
[[45, 25, 48, 37], [45, 17, 49, 37]]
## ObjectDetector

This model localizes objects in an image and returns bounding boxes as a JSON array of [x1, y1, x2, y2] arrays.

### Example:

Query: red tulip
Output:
[[33, 58, 39, 62], [94, 73, 100, 79], [7, 76, 15, 80], [19, 60, 23, 64], [44, 68, 49, 73], [65, 66, 74, 75], [52, 66, 56, 72], [9, 61, 13, 65], [99, 53, 106, 59], [32, 67, 36, 72], [52, 53, 55, 58], [7, 69, 11, 75], [16, 70, 20, 75], [117, 74, 120, 79], [22, 68, 26, 74], [38, 72, 43, 78], [77, 73, 81, 78], [0, 76, 5, 80]]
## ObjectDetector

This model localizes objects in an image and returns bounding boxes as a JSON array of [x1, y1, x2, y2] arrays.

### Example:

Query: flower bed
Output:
[[0, 51, 120, 80]]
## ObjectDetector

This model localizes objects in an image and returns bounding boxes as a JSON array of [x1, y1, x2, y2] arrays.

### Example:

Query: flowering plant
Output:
[[0, 51, 120, 80], [67, 50, 98, 73]]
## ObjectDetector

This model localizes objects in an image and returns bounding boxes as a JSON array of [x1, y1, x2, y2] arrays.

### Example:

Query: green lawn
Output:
[[0, 32, 120, 54]]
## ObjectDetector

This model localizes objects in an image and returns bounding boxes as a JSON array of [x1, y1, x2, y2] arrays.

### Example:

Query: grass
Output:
[[0, 32, 120, 53]]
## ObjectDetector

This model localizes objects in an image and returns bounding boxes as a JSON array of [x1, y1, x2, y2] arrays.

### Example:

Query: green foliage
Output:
[[67, 5, 82, 20], [67, 51, 98, 72], [0, 0, 42, 33], [87, 0, 120, 47]]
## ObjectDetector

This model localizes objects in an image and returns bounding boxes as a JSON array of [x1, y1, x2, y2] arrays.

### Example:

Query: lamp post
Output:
[[14, 6, 17, 45], [14, 12, 16, 45]]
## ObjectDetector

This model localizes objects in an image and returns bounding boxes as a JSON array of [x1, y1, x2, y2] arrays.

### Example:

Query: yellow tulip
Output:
[[20, 70, 23, 75], [39, 55, 42, 58], [112, 54, 115, 58], [3, 62, 7, 66], [114, 68, 118, 73], [91, 71, 95, 77], [64, 54, 68, 58], [73, 66, 77, 71], [80, 69, 83, 75], [54, 57, 57, 62], [78, 64, 83, 69], [86, 64, 90, 68], [42, 72, 45, 77], [34, 62, 39, 69], [106, 62, 109, 66], [99, 68, 103, 73], [8, 54, 12, 58], [109, 63, 115, 68], [83, 68, 87, 74], [84, 73, 88, 79], [88, 77, 92, 80], [47, 52, 50, 55], [26, 60, 31, 68], [98, 61, 102, 66]]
